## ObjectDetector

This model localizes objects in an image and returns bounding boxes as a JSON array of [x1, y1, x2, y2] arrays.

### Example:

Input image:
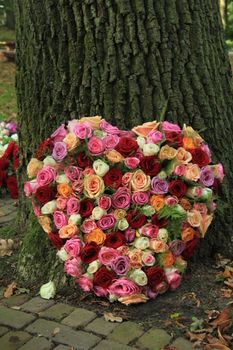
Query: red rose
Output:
[[189, 148, 210, 167], [116, 137, 138, 157], [165, 132, 183, 148], [182, 235, 200, 260], [0, 170, 6, 186], [0, 158, 9, 170], [13, 157, 19, 171], [48, 232, 64, 250], [93, 266, 116, 289], [145, 266, 166, 292], [80, 242, 100, 263], [79, 199, 94, 218], [104, 232, 126, 248], [35, 138, 53, 160], [127, 210, 147, 229], [103, 168, 122, 189], [169, 179, 187, 198], [151, 214, 168, 228], [35, 186, 56, 205], [2, 141, 15, 159], [76, 152, 91, 168], [13, 144, 19, 158], [140, 156, 161, 176], [6, 176, 18, 199]]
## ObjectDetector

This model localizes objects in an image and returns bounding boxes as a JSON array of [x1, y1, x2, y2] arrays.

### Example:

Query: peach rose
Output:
[[150, 195, 165, 212], [199, 214, 213, 237], [149, 239, 168, 252], [114, 209, 127, 220], [159, 145, 177, 160], [128, 249, 143, 269], [181, 227, 196, 242], [184, 163, 200, 182], [106, 150, 124, 163], [63, 133, 80, 151], [176, 147, 192, 164], [160, 251, 175, 268], [179, 198, 192, 211], [84, 228, 106, 245], [59, 223, 79, 239], [187, 209, 202, 227], [130, 170, 150, 192], [132, 121, 160, 137], [37, 215, 52, 233], [27, 158, 44, 178], [57, 183, 73, 198], [84, 174, 105, 198], [79, 116, 102, 129]]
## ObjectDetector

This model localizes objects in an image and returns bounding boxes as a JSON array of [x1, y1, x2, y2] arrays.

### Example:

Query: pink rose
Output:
[[56, 197, 68, 210], [53, 210, 68, 229], [103, 135, 120, 150], [125, 228, 136, 243], [140, 224, 159, 239], [119, 130, 135, 138], [52, 142, 67, 162], [24, 180, 38, 196], [32, 202, 41, 217], [36, 166, 56, 186], [161, 121, 181, 133], [165, 196, 178, 206], [73, 122, 92, 139], [142, 252, 155, 266], [93, 286, 108, 297], [72, 179, 84, 194], [88, 136, 104, 156], [98, 195, 112, 210], [97, 214, 116, 230], [147, 130, 163, 144], [166, 269, 182, 291], [98, 247, 120, 266], [132, 192, 149, 205], [81, 219, 97, 234], [173, 164, 186, 176], [64, 237, 82, 257], [108, 277, 140, 297], [122, 172, 133, 186], [112, 187, 131, 209], [51, 124, 68, 142], [64, 166, 81, 181], [77, 275, 93, 292], [193, 203, 208, 216], [67, 197, 80, 215], [100, 119, 120, 134], [64, 257, 82, 277], [124, 157, 140, 169], [82, 167, 95, 176]]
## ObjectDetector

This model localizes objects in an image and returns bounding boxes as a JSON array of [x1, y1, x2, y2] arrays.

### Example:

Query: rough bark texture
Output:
[[15, 0, 233, 284]]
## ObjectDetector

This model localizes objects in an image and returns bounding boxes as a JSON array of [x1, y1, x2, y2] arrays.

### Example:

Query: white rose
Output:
[[56, 174, 70, 184], [11, 134, 18, 141], [93, 159, 109, 177], [117, 218, 129, 231], [157, 171, 167, 179], [134, 237, 150, 250], [130, 269, 148, 286], [143, 143, 159, 156], [56, 247, 69, 261], [137, 136, 146, 149], [87, 260, 101, 274], [39, 281, 56, 299], [91, 207, 106, 220], [41, 200, 57, 214], [43, 156, 57, 166], [157, 228, 168, 242], [68, 214, 82, 225]]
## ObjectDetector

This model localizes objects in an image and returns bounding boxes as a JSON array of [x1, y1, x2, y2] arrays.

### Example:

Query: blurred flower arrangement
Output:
[[24, 116, 224, 304], [0, 121, 19, 198]]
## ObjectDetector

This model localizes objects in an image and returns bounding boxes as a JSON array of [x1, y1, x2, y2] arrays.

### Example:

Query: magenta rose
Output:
[[24, 180, 38, 197], [51, 124, 68, 142], [169, 240, 186, 256], [64, 237, 82, 258], [112, 187, 131, 209], [64, 166, 81, 181], [67, 197, 80, 215], [98, 247, 120, 266], [52, 142, 67, 162], [53, 210, 68, 229], [103, 134, 120, 150], [147, 130, 163, 144], [108, 277, 141, 297], [73, 122, 92, 139], [161, 121, 181, 133], [36, 166, 56, 186], [81, 219, 97, 234], [98, 195, 112, 210], [173, 164, 186, 176], [88, 136, 104, 156], [125, 228, 136, 243], [124, 157, 140, 169], [151, 177, 169, 195], [77, 275, 93, 292], [111, 256, 130, 276], [97, 214, 116, 230], [199, 166, 214, 187], [140, 224, 159, 239], [64, 257, 82, 277], [132, 192, 149, 205], [100, 119, 120, 134], [166, 269, 182, 291]]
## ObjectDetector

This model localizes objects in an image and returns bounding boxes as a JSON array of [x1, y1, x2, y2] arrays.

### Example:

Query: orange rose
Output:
[[84, 228, 106, 245], [150, 195, 165, 211], [27, 158, 43, 178], [176, 147, 192, 164], [179, 198, 192, 211], [181, 227, 196, 242], [159, 145, 177, 160], [79, 115, 102, 129], [199, 214, 213, 237], [184, 163, 200, 182], [83, 174, 105, 198], [128, 249, 143, 268], [63, 133, 80, 151], [183, 137, 195, 149], [182, 125, 203, 146], [57, 183, 73, 198], [130, 169, 150, 192], [38, 215, 52, 233], [160, 251, 175, 268], [187, 209, 202, 227], [59, 223, 78, 238], [106, 150, 124, 163], [149, 239, 168, 253], [132, 121, 160, 137]]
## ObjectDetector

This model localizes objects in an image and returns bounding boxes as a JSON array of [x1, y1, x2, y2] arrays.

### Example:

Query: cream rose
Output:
[[27, 158, 43, 178], [159, 145, 177, 160], [184, 163, 200, 182], [143, 143, 160, 156], [41, 200, 57, 215], [93, 159, 109, 177], [130, 170, 150, 192]]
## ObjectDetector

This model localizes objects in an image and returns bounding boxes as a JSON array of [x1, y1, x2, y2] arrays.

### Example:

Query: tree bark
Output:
[[15, 0, 233, 284]]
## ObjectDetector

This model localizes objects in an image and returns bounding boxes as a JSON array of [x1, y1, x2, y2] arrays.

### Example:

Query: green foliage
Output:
[[158, 204, 187, 221], [225, 1, 233, 50]]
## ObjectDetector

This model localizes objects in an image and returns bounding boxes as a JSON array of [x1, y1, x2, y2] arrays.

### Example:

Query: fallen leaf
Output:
[[217, 327, 229, 346], [204, 343, 231, 350], [52, 327, 60, 336], [118, 293, 148, 305], [186, 331, 206, 342], [223, 267, 233, 279], [11, 306, 21, 310], [210, 306, 232, 331], [182, 292, 201, 307], [4, 282, 17, 298], [221, 288, 232, 298], [104, 312, 123, 323], [0, 239, 14, 257]]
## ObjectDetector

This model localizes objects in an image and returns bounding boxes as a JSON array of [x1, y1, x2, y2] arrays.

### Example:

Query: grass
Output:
[[0, 61, 16, 120], [0, 26, 15, 42]]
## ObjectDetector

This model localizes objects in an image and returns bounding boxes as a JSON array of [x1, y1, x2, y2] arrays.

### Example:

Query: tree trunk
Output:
[[15, 0, 233, 284]]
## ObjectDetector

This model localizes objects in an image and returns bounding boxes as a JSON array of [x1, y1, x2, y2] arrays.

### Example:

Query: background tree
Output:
[[15, 0, 233, 284]]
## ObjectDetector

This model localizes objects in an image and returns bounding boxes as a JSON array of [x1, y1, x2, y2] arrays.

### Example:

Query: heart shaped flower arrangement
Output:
[[24, 116, 224, 304]]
